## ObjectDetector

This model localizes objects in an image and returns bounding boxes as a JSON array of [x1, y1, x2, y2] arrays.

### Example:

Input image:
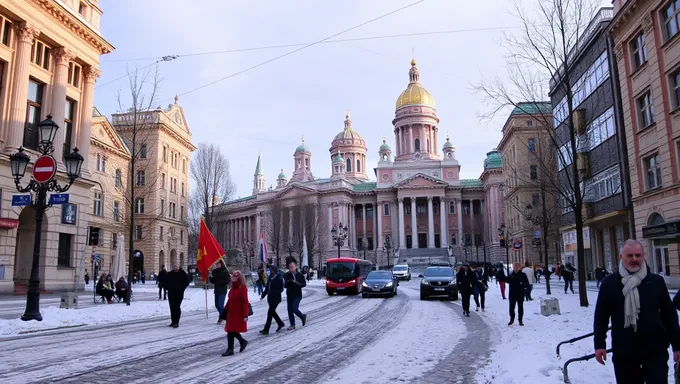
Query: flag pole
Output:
[[204, 282, 208, 319]]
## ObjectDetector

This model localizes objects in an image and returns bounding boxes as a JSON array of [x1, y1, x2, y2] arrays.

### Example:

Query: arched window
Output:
[[649, 213, 665, 225], [346, 159, 352, 172], [357, 159, 361, 173], [427, 139, 431, 152], [415, 138, 420, 152]]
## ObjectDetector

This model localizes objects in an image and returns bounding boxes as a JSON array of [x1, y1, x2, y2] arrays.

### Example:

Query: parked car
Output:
[[361, 271, 398, 298], [392, 264, 411, 281], [419, 266, 458, 301], [429, 260, 452, 267]]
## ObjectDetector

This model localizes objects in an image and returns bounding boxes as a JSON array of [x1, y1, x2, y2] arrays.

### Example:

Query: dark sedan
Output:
[[361, 271, 398, 298], [420, 267, 458, 301]]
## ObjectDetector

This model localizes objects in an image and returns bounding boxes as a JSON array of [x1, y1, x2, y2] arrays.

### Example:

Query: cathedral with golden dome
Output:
[[213, 59, 506, 270]]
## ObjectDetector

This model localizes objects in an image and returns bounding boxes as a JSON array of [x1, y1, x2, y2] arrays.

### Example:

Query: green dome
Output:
[[379, 139, 391, 151], [332, 154, 344, 164], [278, 169, 287, 179], [484, 150, 503, 169], [443, 136, 454, 149], [295, 137, 310, 153]]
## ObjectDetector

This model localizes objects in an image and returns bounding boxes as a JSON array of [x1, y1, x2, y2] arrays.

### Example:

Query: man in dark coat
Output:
[[209, 260, 230, 324], [507, 262, 529, 326], [594, 265, 608, 288], [456, 263, 476, 317], [284, 258, 307, 330], [259, 265, 286, 335], [594, 239, 680, 383], [495, 266, 507, 300], [165, 264, 191, 328], [157, 265, 168, 300]]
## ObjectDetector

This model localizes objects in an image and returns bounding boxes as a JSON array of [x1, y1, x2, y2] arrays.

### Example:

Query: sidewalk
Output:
[[531, 278, 679, 296]]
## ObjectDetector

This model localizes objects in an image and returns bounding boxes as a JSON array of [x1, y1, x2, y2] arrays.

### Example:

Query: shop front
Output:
[[642, 214, 680, 287]]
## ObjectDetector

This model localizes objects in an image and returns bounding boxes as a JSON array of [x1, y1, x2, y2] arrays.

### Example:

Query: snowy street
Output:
[[0, 279, 669, 383]]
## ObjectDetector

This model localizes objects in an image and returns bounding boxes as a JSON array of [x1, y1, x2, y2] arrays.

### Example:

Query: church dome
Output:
[[395, 59, 436, 110], [443, 136, 455, 149], [295, 138, 310, 153], [379, 139, 391, 151], [332, 153, 344, 164], [484, 150, 502, 170], [331, 113, 366, 148], [278, 169, 287, 179]]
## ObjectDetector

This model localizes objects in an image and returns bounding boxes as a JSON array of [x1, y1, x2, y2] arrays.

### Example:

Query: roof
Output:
[[460, 179, 483, 187], [224, 195, 256, 204], [395, 59, 436, 110], [254, 155, 263, 176], [510, 102, 552, 116], [484, 150, 502, 170], [353, 182, 377, 192]]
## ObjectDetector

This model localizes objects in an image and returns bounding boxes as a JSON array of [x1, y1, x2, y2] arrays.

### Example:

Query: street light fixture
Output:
[[10, 116, 84, 322], [331, 223, 348, 258]]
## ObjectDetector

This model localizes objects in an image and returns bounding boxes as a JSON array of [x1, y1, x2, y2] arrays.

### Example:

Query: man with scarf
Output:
[[594, 239, 680, 383]]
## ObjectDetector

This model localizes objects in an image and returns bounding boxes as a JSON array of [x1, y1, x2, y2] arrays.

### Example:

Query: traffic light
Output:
[[499, 235, 506, 248]]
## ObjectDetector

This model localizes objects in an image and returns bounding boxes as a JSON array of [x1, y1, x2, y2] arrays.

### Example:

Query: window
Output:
[[135, 198, 145, 214], [527, 120, 533, 127], [449, 201, 456, 214], [637, 92, 655, 128], [160, 226, 164, 241], [24, 79, 44, 150], [182, 158, 186, 173], [532, 193, 540, 206], [78, 2, 85, 15], [57, 233, 72, 267], [472, 201, 480, 215], [163, 146, 168, 162], [677, 141, 680, 179], [357, 159, 361, 173], [63, 99, 75, 155], [463, 203, 470, 215], [169, 202, 176, 218], [586, 166, 622, 201], [367, 206, 373, 219], [585, 107, 616, 150], [136, 170, 145, 186], [134, 225, 142, 240], [416, 203, 425, 216], [384, 203, 390, 216], [160, 199, 165, 215], [558, 142, 573, 171], [433, 204, 439, 215], [67, 61, 81, 88], [631, 32, 648, 69], [1, 16, 12, 46], [112, 233, 117, 250], [356, 206, 363, 219], [181, 182, 185, 197], [180, 230, 184, 245], [30, 40, 51, 71], [180, 206, 184, 221], [114, 169, 122, 188], [95, 154, 106, 172], [663, 1, 680, 41], [113, 201, 120, 222], [645, 154, 662, 190], [139, 143, 147, 159], [405, 204, 411, 215], [474, 234, 482, 246], [346, 159, 352, 172], [530, 165, 538, 179], [672, 71, 680, 110], [450, 234, 457, 245], [93, 191, 102, 216], [161, 173, 166, 189], [528, 138, 536, 152], [415, 138, 420, 152]]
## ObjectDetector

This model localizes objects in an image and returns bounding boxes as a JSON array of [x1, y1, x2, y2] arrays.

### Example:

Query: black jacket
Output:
[[456, 268, 476, 294], [507, 270, 529, 300], [594, 267, 607, 280], [594, 271, 680, 358], [165, 269, 191, 295], [209, 266, 230, 295], [474, 269, 489, 289], [262, 269, 284, 304], [283, 270, 306, 298], [495, 268, 507, 282], [157, 269, 168, 288]]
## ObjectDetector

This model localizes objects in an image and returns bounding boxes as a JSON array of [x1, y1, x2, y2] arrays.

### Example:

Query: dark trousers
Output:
[[215, 293, 226, 318], [264, 301, 285, 331], [525, 284, 533, 300], [158, 286, 167, 300], [596, 278, 603, 288], [461, 291, 471, 313], [227, 332, 245, 350], [168, 293, 184, 325], [613, 350, 669, 384], [287, 295, 304, 326], [564, 280, 574, 293], [473, 286, 485, 309], [509, 297, 524, 322]]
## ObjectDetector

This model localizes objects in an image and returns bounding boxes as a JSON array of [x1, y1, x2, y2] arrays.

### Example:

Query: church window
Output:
[[357, 159, 361, 173], [415, 138, 420, 152], [346, 159, 352, 172], [450, 234, 457, 245], [449, 201, 456, 214], [384, 203, 390, 216]]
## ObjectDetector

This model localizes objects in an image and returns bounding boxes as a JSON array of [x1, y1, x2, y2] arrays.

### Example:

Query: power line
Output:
[[96, 56, 179, 89], [101, 26, 512, 64], [171, 0, 427, 101]]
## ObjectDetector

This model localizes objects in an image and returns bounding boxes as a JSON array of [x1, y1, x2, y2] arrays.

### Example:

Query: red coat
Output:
[[224, 281, 249, 333]]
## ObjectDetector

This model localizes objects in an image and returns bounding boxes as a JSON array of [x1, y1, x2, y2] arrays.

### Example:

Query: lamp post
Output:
[[382, 236, 392, 270], [525, 204, 551, 294], [286, 242, 294, 265], [9, 116, 84, 321], [361, 238, 368, 260], [498, 224, 510, 275], [331, 223, 348, 258]]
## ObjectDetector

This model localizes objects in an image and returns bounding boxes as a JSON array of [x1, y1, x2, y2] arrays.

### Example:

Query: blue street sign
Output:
[[49, 193, 69, 205], [11, 195, 31, 206]]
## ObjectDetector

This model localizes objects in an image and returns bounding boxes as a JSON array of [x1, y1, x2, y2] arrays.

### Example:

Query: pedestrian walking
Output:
[[456, 263, 476, 317], [259, 265, 286, 335], [473, 264, 488, 312], [563, 263, 575, 294], [140, 271, 146, 284], [594, 239, 680, 383], [165, 264, 191, 328], [522, 262, 536, 301], [507, 262, 529, 326], [210, 260, 230, 324], [257, 265, 266, 296], [221, 270, 249, 356], [595, 266, 608, 289], [284, 258, 307, 330], [495, 267, 507, 300], [84, 269, 89, 285], [157, 265, 168, 300], [555, 262, 562, 281]]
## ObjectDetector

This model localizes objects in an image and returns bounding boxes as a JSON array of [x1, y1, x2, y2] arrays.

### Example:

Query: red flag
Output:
[[197, 218, 225, 283]]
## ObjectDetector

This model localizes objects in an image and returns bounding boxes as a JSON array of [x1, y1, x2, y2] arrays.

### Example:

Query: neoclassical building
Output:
[[213, 59, 505, 269]]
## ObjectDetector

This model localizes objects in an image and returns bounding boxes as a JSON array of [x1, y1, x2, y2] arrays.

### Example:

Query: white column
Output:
[[395, 130, 400, 156], [377, 201, 383, 249], [338, 203, 344, 226], [362, 204, 367, 244], [427, 197, 435, 248], [288, 209, 293, 244], [409, 126, 414, 153], [77, 66, 100, 174], [411, 198, 418, 248], [440, 198, 448, 247], [328, 204, 333, 249], [50, 47, 74, 163], [5, 23, 40, 151], [350, 204, 357, 249], [398, 198, 406, 248], [457, 199, 464, 246]]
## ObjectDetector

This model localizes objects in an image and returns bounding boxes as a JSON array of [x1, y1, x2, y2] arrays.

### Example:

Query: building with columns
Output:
[[0, 0, 112, 293], [213, 59, 505, 269]]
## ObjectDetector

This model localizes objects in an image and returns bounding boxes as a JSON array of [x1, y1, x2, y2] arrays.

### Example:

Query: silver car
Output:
[[392, 264, 411, 281]]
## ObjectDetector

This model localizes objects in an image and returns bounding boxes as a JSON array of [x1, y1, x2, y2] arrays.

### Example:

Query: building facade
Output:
[[0, 0, 112, 293], [111, 98, 196, 276], [213, 60, 505, 270], [497, 103, 561, 267], [610, 0, 680, 284]]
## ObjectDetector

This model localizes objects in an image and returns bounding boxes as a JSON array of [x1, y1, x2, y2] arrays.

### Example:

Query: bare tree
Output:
[[265, 199, 286, 268], [475, 0, 605, 306], [302, 203, 323, 270], [190, 143, 235, 231], [187, 190, 202, 264]]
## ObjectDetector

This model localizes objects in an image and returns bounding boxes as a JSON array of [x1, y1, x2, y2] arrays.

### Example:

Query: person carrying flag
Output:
[[196, 217, 227, 321]]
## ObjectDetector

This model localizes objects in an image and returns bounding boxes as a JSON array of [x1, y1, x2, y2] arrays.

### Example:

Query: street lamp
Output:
[[10, 116, 84, 321], [499, 224, 510, 275], [361, 238, 368, 260], [382, 236, 392, 270], [331, 223, 348, 258]]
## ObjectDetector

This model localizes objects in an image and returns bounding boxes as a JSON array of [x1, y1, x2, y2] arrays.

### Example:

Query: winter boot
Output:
[[239, 339, 248, 352], [259, 330, 269, 335], [301, 314, 308, 326], [287, 325, 296, 330], [276, 324, 285, 332], [508, 319, 514, 326], [221, 349, 234, 357]]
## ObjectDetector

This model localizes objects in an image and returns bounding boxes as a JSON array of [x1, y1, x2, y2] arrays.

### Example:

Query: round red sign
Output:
[[33, 155, 57, 184]]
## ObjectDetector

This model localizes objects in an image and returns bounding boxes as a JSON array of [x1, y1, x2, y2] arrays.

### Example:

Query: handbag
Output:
[[248, 303, 253, 316]]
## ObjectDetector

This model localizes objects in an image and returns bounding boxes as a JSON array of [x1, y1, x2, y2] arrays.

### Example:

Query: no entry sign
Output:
[[33, 155, 57, 184]]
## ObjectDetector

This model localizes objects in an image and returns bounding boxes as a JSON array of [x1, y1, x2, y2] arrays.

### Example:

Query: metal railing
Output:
[[556, 327, 611, 383]]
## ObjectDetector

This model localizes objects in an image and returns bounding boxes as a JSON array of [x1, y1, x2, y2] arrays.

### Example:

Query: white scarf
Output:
[[619, 261, 647, 332]]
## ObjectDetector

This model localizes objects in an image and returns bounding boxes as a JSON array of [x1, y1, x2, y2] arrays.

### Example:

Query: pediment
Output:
[[92, 115, 130, 157], [274, 184, 316, 200], [395, 173, 447, 189], [164, 104, 191, 134]]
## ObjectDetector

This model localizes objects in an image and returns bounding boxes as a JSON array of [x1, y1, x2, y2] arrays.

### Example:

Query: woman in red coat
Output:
[[222, 270, 249, 356]]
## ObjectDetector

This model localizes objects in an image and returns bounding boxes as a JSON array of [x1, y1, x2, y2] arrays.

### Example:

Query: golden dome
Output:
[[396, 83, 436, 109]]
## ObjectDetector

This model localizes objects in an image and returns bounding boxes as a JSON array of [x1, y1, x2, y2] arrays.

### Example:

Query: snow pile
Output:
[[477, 281, 676, 383]]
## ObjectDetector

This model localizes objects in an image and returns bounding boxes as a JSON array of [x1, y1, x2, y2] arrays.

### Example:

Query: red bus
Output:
[[325, 258, 374, 295]]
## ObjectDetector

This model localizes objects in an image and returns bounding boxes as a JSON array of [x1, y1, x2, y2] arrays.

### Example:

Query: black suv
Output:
[[419, 266, 458, 301]]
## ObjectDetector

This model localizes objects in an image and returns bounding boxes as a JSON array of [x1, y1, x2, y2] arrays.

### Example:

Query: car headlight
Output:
[[386, 282, 393, 287], [349, 279, 356, 284], [362, 282, 368, 287], [421, 280, 430, 285]]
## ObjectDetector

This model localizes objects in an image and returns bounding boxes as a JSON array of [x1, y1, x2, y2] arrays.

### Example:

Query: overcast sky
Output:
[[94, 0, 610, 199]]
